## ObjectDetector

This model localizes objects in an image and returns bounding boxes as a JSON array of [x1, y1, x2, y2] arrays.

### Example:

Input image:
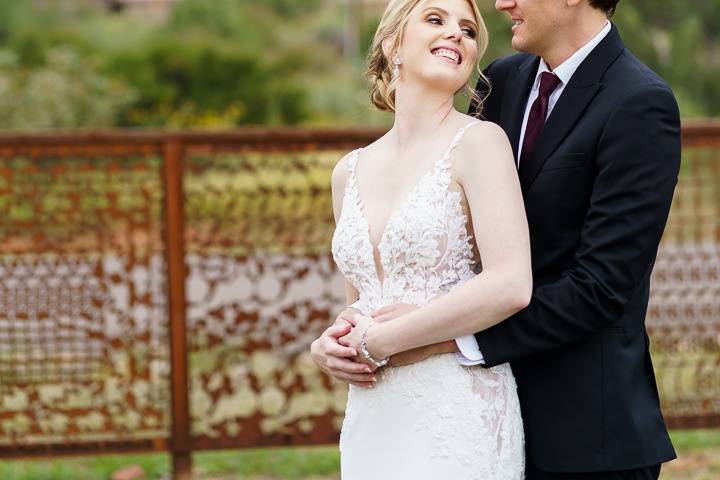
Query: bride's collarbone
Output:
[[355, 148, 439, 189]]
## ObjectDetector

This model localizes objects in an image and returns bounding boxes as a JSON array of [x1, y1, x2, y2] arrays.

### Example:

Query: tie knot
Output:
[[539, 71, 561, 98]]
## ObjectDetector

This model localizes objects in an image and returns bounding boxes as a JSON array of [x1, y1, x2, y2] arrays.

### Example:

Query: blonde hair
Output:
[[366, 0, 490, 116]]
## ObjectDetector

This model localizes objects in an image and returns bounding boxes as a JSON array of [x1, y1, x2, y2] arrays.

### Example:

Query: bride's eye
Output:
[[427, 15, 442, 25], [462, 27, 477, 39]]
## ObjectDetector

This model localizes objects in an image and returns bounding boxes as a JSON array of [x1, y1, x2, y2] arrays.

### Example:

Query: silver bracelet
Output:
[[360, 325, 389, 368]]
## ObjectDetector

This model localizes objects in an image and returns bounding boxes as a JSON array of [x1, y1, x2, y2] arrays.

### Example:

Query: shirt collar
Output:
[[533, 21, 611, 90]]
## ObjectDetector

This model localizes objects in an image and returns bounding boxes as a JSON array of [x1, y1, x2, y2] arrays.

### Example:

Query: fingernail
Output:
[[351, 350, 357, 356], [364, 367, 372, 373], [371, 377, 377, 382]]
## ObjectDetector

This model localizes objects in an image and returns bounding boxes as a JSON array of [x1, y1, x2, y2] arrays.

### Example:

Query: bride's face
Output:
[[395, 0, 479, 95]]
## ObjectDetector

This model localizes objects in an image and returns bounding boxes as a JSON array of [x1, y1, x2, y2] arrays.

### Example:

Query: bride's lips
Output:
[[430, 46, 463, 66]]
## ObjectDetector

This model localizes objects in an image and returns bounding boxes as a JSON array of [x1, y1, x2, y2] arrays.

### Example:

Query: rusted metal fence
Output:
[[0, 123, 718, 478]]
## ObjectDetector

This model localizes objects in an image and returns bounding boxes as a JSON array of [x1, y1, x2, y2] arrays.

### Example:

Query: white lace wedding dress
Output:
[[331, 120, 525, 479]]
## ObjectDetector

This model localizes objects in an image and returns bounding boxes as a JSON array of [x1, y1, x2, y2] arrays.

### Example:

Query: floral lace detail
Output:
[[331, 121, 524, 479], [332, 120, 480, 314]]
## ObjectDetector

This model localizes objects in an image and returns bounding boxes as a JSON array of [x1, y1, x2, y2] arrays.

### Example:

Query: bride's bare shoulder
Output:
[[460, 115, 507, 141], [454, 117, 514, 176], [458, 116, 511, 153], [331, 150, 355, 194], [331, 136, 381, 190]]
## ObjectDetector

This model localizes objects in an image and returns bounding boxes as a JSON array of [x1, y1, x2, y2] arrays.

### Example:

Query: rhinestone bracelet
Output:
[[360, 325, 389, 368]]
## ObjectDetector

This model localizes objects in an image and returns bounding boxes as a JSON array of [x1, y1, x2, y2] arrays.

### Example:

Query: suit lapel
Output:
[[518, 83, 602, 192], [518, 23, 627, 194], [500, 56, 539, 162]]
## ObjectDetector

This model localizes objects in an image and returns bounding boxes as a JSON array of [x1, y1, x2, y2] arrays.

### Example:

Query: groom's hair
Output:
[[589, 0, 620, 16]]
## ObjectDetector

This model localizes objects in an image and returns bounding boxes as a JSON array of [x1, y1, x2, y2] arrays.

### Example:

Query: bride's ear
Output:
[[382, 37, 393, 63]]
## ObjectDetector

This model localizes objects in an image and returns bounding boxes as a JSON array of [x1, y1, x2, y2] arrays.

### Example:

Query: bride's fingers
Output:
[[328, 323, 351, 336], [328, 357, 374, 374], [329, 344, 357, 358], [349, 382, 375, 389], [339, 310, 357, 323], [346, 313, 365, 327], [331, 370, 376, 383]]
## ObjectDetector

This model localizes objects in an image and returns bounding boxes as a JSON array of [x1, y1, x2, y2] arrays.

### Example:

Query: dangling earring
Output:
[[392, 55, 402, 79]]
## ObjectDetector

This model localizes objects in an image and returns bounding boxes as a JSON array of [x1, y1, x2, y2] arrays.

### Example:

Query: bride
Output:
[[311, 0, 530, 477]]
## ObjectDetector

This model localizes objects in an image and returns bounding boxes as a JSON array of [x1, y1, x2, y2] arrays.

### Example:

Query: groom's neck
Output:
[[538, 14, 609, 70]]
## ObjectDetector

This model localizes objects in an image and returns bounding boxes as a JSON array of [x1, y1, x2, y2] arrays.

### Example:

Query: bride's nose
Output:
[[443, 23, 463, 42]]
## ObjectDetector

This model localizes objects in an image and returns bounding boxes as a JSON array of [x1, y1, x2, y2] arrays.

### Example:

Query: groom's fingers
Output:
[[373, 310, 405, 323], [371, 304, 397, 316]]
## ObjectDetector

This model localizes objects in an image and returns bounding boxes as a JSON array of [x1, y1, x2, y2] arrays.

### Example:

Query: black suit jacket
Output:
[[470, 24, 679, 472]]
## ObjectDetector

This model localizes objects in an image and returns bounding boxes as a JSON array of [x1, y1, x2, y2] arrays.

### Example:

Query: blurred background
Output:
[[0, 0, 718, 131], [0, 1, 718, 479]]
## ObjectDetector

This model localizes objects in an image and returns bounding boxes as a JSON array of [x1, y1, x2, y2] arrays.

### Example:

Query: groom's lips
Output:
[[511, 18, 524, 32]]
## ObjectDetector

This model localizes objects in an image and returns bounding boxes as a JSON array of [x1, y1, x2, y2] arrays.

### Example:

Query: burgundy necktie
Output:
[[519, 71, 562, 173]]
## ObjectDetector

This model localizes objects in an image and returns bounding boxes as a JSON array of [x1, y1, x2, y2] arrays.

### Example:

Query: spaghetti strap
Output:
[[436, 120, 482, 172], [347, 148, 362, 179]]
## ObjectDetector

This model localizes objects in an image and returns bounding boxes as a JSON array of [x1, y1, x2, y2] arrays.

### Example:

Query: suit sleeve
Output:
[[474, 84, 681, 367]]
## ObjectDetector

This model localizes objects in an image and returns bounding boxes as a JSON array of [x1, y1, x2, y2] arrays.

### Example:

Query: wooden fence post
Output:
[[162, 138, 192, 480]]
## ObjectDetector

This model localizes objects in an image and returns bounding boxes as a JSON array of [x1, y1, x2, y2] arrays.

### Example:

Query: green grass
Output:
[[669, 429, 720, 450], [0, 452, 170, 480], [1, 431, 719, 479], [0, 446, 339, 480], [194, 446, 339, 478]]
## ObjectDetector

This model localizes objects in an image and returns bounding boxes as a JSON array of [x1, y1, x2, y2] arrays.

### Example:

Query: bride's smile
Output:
[[393, 0, 480, 98]]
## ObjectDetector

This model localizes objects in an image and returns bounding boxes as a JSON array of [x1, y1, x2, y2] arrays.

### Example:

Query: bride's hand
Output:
[[338, 314, 382, 372], [334, 306, 361, 326]]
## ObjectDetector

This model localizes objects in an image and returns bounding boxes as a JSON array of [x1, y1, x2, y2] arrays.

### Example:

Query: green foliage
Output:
[[0, 48, 136, 129], [0, 0, 717, 129], [107, 40, 269, 126]]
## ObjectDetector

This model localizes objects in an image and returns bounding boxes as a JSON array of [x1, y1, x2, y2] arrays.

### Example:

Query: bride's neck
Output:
[[391, 81, 456, 150]]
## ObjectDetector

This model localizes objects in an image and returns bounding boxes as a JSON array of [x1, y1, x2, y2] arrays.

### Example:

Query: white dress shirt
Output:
[[454, 21, 612, 366]]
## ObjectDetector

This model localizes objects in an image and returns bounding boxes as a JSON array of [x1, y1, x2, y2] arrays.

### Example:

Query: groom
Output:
[[315, 0, 680, 478], [458, 0, 680, 478]]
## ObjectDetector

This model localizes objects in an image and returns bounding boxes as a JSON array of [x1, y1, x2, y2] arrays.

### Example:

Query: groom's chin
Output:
[[510, 36, 530, 54]]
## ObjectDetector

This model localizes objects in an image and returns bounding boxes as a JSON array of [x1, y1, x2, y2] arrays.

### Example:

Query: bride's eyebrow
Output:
[[421, 6, 478, 30]]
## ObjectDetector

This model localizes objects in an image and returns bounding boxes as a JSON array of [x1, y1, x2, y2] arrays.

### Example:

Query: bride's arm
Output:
[[311, 152, 376, 387], [363, 122, 532, 360]]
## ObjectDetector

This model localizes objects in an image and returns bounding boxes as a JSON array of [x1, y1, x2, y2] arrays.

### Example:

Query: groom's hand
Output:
[[371, 302, 419, 322], [388, 341, 457, 367], [370, 303, 459, 367]]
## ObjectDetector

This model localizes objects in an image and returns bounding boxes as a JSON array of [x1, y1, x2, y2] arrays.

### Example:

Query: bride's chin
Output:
[[429, 70, 467, 87], [409, 74, 462, 96]]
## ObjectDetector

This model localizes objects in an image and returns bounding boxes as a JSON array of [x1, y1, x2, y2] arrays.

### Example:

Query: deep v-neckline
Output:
[[349, 120, 479, 290]]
